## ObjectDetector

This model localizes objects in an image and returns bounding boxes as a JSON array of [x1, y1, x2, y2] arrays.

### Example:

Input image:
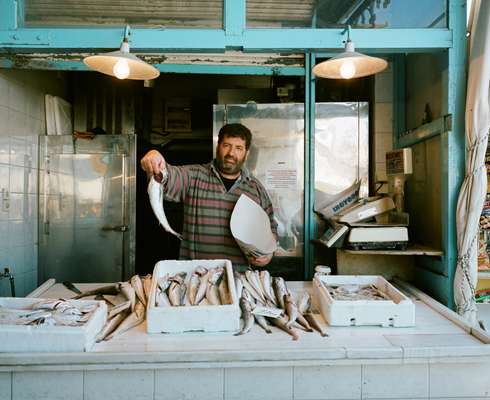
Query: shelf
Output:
[[338, 244, 443, 256], [478, 271, 490, 280]]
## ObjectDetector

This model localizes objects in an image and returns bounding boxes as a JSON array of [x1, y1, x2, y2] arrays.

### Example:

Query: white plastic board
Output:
[[0, 297, 107, 352], [147, 259, 240, 334], [313, 274, 415, 327]]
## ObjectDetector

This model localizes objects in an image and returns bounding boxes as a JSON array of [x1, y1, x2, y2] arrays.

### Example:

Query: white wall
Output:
[[0, 69, 67, 296]]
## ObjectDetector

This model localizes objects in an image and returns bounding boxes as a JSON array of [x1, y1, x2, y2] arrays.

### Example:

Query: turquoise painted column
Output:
[[304, 53, 316, 280]]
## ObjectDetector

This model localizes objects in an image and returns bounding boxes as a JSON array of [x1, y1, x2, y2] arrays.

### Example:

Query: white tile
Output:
[[0, 221, 7, 252], [362, 364, 428, 399], [9, 137, 26, 167], [429, 362, 490, 398], [84, 370, 154, 400], [385, 333, 482, 348], [8, 220, 25, 247], [13, 371, 82, 400], [8, 81, 27, 114], [24, 269, 38, 294], [0, 372, 11, 400], [7, 244, 25, 276], [225, 367, 293, 400], [0, 164, 8, 189], [9, 166, 25, 193], [26, 166, 37, 194], [155, 368, 223, 400], [8, 193, 24, 220], [294, 366, 361, 400], [0, 76, 9, 108], [375, 71, 394, 103], [8, 110, 27, 136], [0, 134, 10, 164], [0, 105, 9, 137], [374, 103, 393, 133]]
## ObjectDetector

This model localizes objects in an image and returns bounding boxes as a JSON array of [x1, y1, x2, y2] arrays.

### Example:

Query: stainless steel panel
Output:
[[315, 102, 369, 199], [39, 135, 136, 283], [213, 102, 369, 258]]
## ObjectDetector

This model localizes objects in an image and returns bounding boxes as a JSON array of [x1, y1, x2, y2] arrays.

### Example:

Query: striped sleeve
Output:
[[162, 164, 196, 202]]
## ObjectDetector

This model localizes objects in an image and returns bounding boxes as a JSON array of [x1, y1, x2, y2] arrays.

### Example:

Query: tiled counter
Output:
[[1, 281, 490, 400]]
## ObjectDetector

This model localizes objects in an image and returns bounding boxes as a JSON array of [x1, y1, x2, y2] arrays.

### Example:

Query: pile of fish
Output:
[[0, 299, 97, 327], [155, 266, 232, 307], [73, 274, 152, 342], [325, 284, 391, 301], [234, 270, 328, 340]]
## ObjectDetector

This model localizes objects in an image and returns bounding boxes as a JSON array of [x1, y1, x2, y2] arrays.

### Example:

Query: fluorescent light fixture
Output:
[[312, 26, 387, 79], [83, 26, 160, 80]]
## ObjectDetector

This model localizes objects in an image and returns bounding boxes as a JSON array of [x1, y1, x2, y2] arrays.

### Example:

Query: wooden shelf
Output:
[[478, 271, 490, 280], [339, 244, 443, 256]]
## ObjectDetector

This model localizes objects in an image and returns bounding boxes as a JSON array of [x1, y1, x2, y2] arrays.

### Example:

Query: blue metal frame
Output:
[[304, 52, 316, 280]]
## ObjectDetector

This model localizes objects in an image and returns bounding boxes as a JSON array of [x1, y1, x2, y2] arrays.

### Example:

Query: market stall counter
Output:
[[1, 280, 490, 400]]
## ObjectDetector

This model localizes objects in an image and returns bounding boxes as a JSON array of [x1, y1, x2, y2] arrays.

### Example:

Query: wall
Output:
[[373, 61, 393, 194], [0, 69, 67, 296]]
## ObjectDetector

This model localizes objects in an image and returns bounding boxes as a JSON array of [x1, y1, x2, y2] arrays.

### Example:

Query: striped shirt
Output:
[[162, 160, 277, 267]]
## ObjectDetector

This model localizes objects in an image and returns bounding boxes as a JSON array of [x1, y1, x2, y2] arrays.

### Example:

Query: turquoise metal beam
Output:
[[0, 28, 452, 52], [224, 0, 245, 38], [304, 52, 316, 280], [0, 57, 304, 75], [398, 114, 452, 148], [0, 0, 18, 30]]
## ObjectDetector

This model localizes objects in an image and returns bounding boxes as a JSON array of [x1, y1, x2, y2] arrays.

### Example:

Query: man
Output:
[[141, 123, 276, 268]]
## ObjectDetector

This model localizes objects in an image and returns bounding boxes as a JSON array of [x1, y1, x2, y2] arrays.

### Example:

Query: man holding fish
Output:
[[141, 123, 276, 269]]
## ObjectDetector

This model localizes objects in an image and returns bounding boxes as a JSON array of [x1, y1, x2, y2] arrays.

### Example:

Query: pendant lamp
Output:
[[83, 26, 160, 80], [312, 26, 387, 79]]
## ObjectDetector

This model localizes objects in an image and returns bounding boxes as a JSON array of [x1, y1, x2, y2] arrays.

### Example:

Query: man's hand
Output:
[[140, 150, 165, 177], [247, 253, 273, 267]]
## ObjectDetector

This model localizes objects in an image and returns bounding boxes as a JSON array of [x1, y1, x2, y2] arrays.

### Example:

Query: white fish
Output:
[[148, 176, 183, 240]]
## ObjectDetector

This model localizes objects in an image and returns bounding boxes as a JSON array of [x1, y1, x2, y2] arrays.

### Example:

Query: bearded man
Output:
[[140, 123, 276, 268]]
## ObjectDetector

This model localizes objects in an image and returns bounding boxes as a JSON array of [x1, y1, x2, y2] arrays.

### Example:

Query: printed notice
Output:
[[266, 168, 297, 190]]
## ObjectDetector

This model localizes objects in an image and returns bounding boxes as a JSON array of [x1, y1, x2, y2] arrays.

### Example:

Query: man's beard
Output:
[[216, 155, 245, 175]]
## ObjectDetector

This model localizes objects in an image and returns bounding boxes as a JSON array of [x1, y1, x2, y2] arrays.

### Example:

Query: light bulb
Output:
[[113, 59, 130, 79], [339, 59, 356, 79]]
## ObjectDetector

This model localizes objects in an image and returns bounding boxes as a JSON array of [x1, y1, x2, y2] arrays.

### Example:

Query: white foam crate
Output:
[[313, 274, 415, 327], [0, 297, 107, 352], [147, 259, 240, 334]]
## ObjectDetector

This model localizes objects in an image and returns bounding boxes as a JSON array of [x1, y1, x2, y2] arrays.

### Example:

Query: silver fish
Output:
[[245, 270, 267, 303], [194, 270, 210, 305], [130, 275, 147, 307], [297, 291, 311, 314], [254, 314, 272, 334], [259, 270, 276, 305], [142, 274, 153, 300], [96, 311, 129, 342], [296, 313, 313, 332], [304, 313, 329, 337], [205, 269, 223, 305], [269, 315, 299, 341], [148, 176, 183, 240], [106, 302, 145, 340], [119, 282, 136, 312], [235, 297, 254, 336], [218, 272, 231, 305], [156, 290, 171, 307], [284, 293, 298, 328], [168, 281, 182, 306], [234, 271, 244, 299], [239, 274, 265, 305], [188, 273, 201, 305], [108, 300, 131, 319], [272, 277, 288, 309]]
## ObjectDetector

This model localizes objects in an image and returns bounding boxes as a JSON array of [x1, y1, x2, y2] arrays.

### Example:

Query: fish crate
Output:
[[147, 259, 240, 334], [0, 297, 107, 352], [313, 274, 415, 327]]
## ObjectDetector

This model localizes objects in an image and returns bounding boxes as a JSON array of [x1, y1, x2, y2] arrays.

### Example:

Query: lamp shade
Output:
[[312, 41, 387, 79], [84, 40, 160, 80]]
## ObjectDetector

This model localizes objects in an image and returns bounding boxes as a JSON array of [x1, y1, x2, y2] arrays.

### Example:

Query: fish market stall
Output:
[[1, 278, 490, 400]]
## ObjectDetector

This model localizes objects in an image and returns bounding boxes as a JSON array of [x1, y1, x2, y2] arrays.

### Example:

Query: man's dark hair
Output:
[[218, 123, 252, 150]]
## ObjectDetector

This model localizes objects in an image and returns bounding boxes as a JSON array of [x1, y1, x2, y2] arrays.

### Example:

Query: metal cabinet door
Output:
[[39, 153, 127, 283]]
